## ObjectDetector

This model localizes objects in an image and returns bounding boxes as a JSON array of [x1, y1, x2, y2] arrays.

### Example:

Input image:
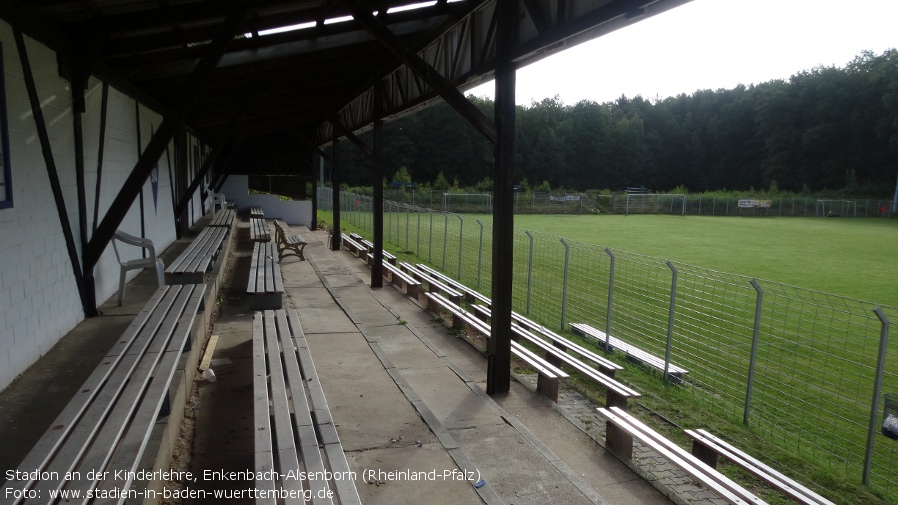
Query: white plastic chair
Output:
[[112, 230, 165, 306], [210, 192, 226, 212]]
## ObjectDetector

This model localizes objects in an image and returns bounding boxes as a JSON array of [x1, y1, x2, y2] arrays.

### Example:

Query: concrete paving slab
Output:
[[304, 331, 437, 452], [285, 286, 336, 307], [399, 366, 502, 430], [495, 382, 671, 505], [451, 423, 595, 505], [289, 303, 358, 334], [348, 446, 484, 505]]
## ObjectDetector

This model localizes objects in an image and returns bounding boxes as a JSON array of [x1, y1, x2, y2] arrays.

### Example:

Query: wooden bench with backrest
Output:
[[415, 263, 491, 305], [399, 262, 463, 311], [253, 309, 361, 505], [685, 428, 835, 505], [1, 284, 206, 502], [249, 206, 264, 218], [425, 292, 568, 402], [165, 226, 229, 284], [379, 261, 420, 298], [209, 208, 236, 227], [471, 305, 639, 409], [597, 406, 767, 505], [247, 241, 283, 310], [273, 220, 306, 261], [249, 217, 270, 242], [569, 322, 688, 379]]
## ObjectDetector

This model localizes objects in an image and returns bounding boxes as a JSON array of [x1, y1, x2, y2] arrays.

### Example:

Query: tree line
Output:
[[331, 49, 898, 197]]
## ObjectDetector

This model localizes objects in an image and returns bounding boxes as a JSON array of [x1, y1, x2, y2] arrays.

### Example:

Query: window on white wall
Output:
[[0, 42, 11, 209]]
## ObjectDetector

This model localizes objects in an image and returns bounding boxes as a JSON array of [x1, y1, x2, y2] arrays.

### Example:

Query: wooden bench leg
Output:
[[451, 314, 465, 331], [427, 296, 440, 313], [545, 352, 563, 368], [605, 423, 634, 460], [606, 390, 628, 410], [536, 374, 559, 403], [407, 284, 419, 299], [691, 440, 718, 468]]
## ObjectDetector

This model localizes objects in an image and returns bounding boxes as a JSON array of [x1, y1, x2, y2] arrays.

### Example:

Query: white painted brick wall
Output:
[[0, 22, 207, 391]]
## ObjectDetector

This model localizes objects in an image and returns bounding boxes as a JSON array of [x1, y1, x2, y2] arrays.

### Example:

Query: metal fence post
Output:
[[476, 219, 484, 289], [387, 201, 392, 243], [525, 231, 534, 314], [442, 212, 448, 271], [744, 279, 763, 425], [604, 247, 615, 352], [664, 260, 678, 383], [864, 307, 890, 484], [417, 207, 421, 256], [428, 210, 433, 263], [560, 238, 570, 331], [406, 204, 410, 251], [456, 214, 464, 279]]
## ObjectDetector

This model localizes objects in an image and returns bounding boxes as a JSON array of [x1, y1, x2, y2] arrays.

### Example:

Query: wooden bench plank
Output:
[[252, 313, 278, 505], [249, 206, 264, 217], [512, 313, 622, 375], [254, 310, 360, 505], [471, 305, 638, 408], [598, 407, 766, 505], [378, 261, 420, 298], [400, 262, 463, 311], [570, 322, 688, 378], [425, 292, 568, 402], [247, 242, 283, 310], [250, 217, 271, 242], [72, 285, 206, 498], [165, 227, 227, 284], [3, 285, 204, 503], [262, 311, 306, 504], [416, 264, 490, 305], [685, 429, 835, 505], [340, 233, 365, 257], [209, 208, 236, 227]]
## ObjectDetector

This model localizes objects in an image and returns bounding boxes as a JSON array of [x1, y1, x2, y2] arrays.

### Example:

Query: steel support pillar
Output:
[[487, 0, 517, 396], [371, 108, 385, 289], [331, 139, 342, 251]]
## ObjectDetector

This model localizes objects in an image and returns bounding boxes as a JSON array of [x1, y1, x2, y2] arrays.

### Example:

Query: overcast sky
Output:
[[468, 0, 898, 105]]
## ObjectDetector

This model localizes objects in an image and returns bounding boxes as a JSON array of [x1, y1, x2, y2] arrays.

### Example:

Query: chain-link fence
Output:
[[351, 188, 894, 217], [321, 187, 898, 500]]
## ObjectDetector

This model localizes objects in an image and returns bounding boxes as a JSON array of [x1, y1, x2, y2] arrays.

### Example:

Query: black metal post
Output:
[[331, 139, 342, 251], [487, 0, 517, 396]]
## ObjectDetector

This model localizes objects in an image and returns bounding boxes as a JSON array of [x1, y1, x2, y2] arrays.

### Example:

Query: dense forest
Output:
[[332, 49, 898, 196]]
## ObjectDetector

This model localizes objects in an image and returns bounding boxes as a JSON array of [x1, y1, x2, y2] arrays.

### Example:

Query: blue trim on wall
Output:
[[0, 42, 13, 210]]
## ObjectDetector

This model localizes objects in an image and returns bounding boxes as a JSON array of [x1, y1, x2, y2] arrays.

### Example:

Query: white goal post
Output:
[[442, 192, 492, 213], [625, 193, 687, 215], [815, 199, 856, 217]]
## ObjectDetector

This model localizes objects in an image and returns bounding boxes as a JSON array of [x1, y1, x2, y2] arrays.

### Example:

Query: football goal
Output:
[[624, 193, 687, 215], [442, 192, 492, 214], [815, 199, 856, 217]]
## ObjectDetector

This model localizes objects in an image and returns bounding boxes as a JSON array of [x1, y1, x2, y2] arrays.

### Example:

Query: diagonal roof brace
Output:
[[337, 0, 498, 145], [83, 7, 248, 274]]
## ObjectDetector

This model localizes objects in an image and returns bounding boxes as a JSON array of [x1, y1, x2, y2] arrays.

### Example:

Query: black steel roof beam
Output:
[[84, 7, 248, 274], [339, 0, 497, 144], [13, 22, 92, 316], [521, 0, 552, 34], [174, 93, 251, 219]]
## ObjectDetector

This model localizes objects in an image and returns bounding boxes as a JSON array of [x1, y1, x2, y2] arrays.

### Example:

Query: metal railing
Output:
[[320, 187, 898, 500]]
